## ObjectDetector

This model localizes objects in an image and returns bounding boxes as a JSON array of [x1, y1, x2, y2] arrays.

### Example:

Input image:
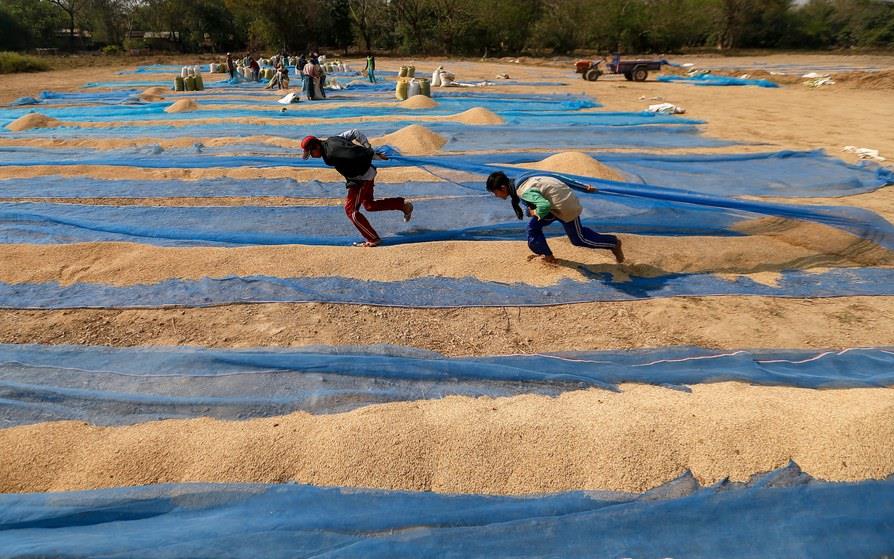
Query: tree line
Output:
[[1, 0, 892, 55]]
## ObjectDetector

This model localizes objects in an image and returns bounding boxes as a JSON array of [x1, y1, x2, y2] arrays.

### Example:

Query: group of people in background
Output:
[[225, 50, 327, 98], [225, 51, 264, 83]]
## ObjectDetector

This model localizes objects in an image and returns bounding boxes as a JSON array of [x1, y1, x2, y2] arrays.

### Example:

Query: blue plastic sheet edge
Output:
[[0, 150, 889, 199], [0, 463, 891, 559], [658, 74, 781, 88], [3, 343, 893, 392], [392, 154, 894, 250], [2, 343, 891, 426], [3, 267, 894, 311]]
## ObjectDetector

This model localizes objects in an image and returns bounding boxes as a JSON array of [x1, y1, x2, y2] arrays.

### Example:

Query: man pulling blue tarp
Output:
[[301, 129, 414, 247], [485, 171, 625, 263]]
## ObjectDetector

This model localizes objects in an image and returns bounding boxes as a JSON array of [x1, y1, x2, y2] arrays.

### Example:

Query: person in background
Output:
[[277, 59, 290, 89], [311, 56, 324, 99], [303, 57, 320, 100], [364, 53, 376, 83], [249, 56, 260, 82], [226, 52, 235, 79], [318, 59, 327, 99], [300, 129, 413, 247], [485, 171, 624, 264], [264, 62, 283, 89]]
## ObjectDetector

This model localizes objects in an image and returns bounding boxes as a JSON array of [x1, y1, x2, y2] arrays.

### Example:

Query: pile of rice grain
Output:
[[372, 124, 447, 155], [6, 113, 62, 131], [164, 99, 199, 113], [1, 383, 892, 495], [452, 107, 504, 125], [399, 96, 439, 109], [519, 152, 628, 182]]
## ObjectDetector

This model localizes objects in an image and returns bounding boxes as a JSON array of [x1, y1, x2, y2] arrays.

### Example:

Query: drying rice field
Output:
[[0, 53, 893, 557]]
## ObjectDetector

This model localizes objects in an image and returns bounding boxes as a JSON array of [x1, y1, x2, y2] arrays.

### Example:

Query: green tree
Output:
[[431, 0, 475, 54], [326, 0, 353, 53], [391, 0, 433, 53], [641, 0, 715, 51], [46, 0, 87, 48], [472, 0, 541, 55], [135, 0, 240, 52], [82, 0, 131, 46], [839, 0, 894, 46], [790, 0, 839, 47], [533, 0, 594, 54], [742, 0, 795, 47], [594, 0, 650, 52], [0, 0, 66, 48], [0, 5, 30, 49], [348, 0, 390, 52]]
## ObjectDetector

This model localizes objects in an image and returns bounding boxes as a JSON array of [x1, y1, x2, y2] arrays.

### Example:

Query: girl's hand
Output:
[[586, 185, 597, 193]]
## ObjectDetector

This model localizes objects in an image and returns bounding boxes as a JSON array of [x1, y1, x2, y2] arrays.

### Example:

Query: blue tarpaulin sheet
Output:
[[1, 344, 892, 426], [590, 150, 894, 196], [391, 159, 894, 249], [671, 60, 885, 74], [9, 97, 40, 106], [658, 74, 781, 87], [2, 177, 892, 249], [0, 108, 691, 125], [2, 121, 729, 149], [0, 464, 891, 559], [83, 79, 176, 88], [0, 95, 602, 120], [1, 148, 892, 254], [33, 89, 145, 105], [0, 86, 731, 151], [118, 64, 212, 74], [4, 267, 894, 310], [0, 177, 478, 199], [1, 150, 887, 198], [0, 197, 757, 246]]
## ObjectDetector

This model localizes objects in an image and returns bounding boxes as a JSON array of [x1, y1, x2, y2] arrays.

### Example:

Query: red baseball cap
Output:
[[301, 135, 320, 159]]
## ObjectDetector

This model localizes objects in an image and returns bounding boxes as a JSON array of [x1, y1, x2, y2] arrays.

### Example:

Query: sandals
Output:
[[403, 202, 414, 223], [352, 240, 381, 248]]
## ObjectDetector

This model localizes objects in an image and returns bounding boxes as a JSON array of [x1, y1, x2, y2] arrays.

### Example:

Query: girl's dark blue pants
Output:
[[527, 215, 619, 256]]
